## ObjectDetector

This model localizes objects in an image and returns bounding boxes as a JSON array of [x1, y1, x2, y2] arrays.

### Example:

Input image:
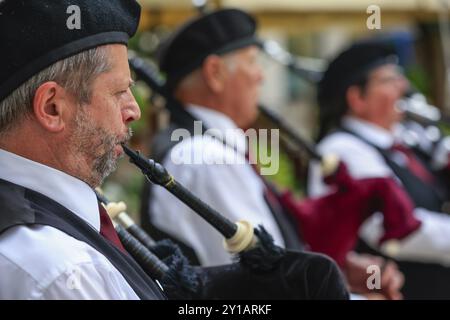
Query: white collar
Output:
[[187, 104, 248, 154], [0, 149, 100, 231], [342, 116, 395, 149]]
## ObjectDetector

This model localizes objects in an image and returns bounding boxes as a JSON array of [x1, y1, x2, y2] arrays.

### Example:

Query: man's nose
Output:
[[123, 93, 141, 124], [398, 74, 410, 93]]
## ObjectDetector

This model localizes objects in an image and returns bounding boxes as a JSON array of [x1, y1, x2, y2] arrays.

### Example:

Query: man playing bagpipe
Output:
[[0, 0, 349, 300], [308, 39, 450, 298]]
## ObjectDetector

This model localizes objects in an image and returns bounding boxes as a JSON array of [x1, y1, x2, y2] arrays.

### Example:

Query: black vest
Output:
[[0, 178, 166, 300], [141, 100, 303, 261], [338, 128, 447, 212]]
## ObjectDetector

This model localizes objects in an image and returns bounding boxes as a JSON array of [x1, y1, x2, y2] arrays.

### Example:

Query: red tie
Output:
[[98, 203, 127, 253], [391, 143, 435, 184]]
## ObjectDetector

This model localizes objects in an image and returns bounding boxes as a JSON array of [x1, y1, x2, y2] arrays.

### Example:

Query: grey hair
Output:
[[176, 52, 239, 92], [222, 51, 238, 72], [0, 46, 111, 134]]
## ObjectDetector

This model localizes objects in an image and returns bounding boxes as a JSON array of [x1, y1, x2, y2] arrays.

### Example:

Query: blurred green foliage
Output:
[[252, 138, 305, 198], [406, 65, 430, 99]]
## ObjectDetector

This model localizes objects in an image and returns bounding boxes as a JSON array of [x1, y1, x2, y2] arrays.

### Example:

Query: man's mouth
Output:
[[113, 129, 132, 157]]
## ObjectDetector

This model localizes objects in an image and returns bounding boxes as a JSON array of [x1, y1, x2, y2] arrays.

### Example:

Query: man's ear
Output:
[[202, 55, 227, 93], [346, 85, 366, 116], [32, 81, 70, 133]]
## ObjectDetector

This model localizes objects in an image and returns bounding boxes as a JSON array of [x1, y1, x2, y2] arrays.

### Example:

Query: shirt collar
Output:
[[342, 116, 395, 149], [0, 149, 100, 231], [187, 104, 248, 154]]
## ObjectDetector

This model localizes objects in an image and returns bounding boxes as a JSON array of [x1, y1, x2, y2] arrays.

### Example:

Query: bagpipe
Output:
[[261, 39, 325, 83], [97, 181, 349, 300], [384, 90, 450, 215], [128, 55, 421, 269], [397, 91, 450, 174], [97, 190, 201, 299]]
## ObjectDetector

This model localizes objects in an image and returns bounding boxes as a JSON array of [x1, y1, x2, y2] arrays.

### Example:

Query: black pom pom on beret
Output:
[[0, 0, 141, 102], [157, 8, 261, 93]]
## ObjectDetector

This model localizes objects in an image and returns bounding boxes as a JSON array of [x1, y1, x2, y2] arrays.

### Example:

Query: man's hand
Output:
[[344, 251, 404, 300]]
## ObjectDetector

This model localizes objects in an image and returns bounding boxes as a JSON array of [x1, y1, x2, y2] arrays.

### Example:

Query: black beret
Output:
[[317, 39, 398, 110], [0, 0, 141, 102], [158, 8, 261, 93]]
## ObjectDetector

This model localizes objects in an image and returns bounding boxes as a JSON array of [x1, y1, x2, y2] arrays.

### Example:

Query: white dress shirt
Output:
[[0, 149, 139, 299], [150, 105, 285, 266], [308, 116, 450, 266]]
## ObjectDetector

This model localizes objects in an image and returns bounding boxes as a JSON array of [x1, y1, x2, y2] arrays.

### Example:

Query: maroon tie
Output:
[[98, 203, 127, 253], [391, 143, 435, 184]]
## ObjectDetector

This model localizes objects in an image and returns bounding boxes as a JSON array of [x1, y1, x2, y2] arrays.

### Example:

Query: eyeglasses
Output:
[[367, 66, 407, 87]]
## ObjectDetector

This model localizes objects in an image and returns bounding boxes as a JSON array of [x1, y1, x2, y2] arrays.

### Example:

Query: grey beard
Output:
[[72, 109, 132, 187], [92, 127, 132, 185]]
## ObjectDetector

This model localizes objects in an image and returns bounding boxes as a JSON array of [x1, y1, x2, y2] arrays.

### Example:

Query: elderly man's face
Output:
[[224, 45, 264, 129], [68, 44, 140, 187], [350, 64, 409, 130]]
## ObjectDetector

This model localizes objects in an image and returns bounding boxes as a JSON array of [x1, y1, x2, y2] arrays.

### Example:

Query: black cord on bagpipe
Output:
[[96, 191, 200, 298]]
